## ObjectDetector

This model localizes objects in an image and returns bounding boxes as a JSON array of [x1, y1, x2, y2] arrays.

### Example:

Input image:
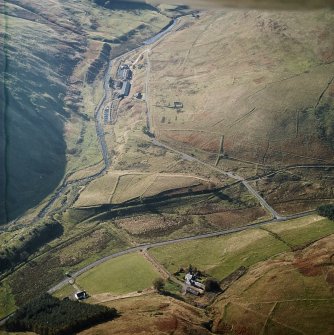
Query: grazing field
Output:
[[150, 228, 289, 279], [74, 171, 213, 207], [265, 216, 334, 247], [76, 253, 160, 295], [0, 280, 16, 319], [149, 215, 334, 279]]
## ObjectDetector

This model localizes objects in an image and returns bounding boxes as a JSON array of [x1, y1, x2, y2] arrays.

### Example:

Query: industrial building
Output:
[[119, 81, 131, 98]]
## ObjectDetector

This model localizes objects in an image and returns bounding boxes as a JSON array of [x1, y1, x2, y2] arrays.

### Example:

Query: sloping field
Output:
[[74, 171, 212, 207], [211, 233, 334, 335], [148, 9, 334, 168], [76, 252, 159, 295], [149, 215, 334, 279], [79, 294, 212, 335], [250, 167, 334, 214], [150, 227, 290, 279], [75, 173, 120, 207]]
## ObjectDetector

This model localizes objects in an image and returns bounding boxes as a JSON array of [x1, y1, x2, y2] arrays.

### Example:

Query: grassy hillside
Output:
[[80, 294, 213, 335], [142, 8, 334, 214], [0, 2, 77, 222], [76, 253, 160, 295], [148, 215, 334, 335], [1, 215, 333, 334]]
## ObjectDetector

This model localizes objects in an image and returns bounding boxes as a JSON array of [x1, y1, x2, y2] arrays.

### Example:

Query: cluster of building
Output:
[[117, 64, 132, 81], [115, 64, 132, 98], [184, 271, 205, 296]]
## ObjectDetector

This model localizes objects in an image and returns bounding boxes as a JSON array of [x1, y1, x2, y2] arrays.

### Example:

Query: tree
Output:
[[205, 278, 221, 292], [153, 278, 165, 292], [317, 204, 334, 220]]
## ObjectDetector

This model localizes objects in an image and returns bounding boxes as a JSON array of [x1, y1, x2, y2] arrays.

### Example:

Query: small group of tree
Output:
[[6, 293, 118, 335], [153, 278, 165, 292], [317, 204, 334, 220], [204, 278, 221, 292]]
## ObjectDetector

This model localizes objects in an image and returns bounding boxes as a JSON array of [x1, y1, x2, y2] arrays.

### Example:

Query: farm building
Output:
[[185, 272, 205, 291], [114, 80, 123, 89], [123, 69, 132, 80], [75, 291, 88, 300], [174, 101, 183, 109], [118, 68, 132, 80], [119, 81, 131, 98]]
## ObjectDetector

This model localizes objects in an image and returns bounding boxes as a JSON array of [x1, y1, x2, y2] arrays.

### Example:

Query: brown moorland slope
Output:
[[211, 233, 334, 335], [148, 9, 334, 166], [79, 294, 214, 335]]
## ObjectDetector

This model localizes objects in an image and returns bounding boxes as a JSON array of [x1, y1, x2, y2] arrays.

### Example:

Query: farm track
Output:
[[91, 289, 155, 304]]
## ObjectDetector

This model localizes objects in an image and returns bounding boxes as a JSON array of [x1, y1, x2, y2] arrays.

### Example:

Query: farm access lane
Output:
[[47, 209, 315, 295]]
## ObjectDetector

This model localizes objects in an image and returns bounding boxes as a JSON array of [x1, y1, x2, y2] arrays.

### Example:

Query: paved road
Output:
[[47, 209, 315, 294]]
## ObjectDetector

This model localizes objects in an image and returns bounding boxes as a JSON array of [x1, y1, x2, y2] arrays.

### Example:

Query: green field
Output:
[[76, 253, 160, 295], [265, 216, 334, 247], [0, 280, 16, 319], [150, 229, 289, 280], [149, 215, 334, 280]]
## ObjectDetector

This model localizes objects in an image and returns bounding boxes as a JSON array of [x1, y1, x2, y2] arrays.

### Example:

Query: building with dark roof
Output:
[[75, 291, 88, 300], [119, 81, 131, 97]]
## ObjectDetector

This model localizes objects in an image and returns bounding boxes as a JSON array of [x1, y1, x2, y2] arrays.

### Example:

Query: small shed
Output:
[[75, 291, 88, 300], [174, 102, 183, 109]]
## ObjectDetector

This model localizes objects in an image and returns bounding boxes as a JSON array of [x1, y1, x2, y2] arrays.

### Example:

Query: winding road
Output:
[[0, 13, 330, 325]]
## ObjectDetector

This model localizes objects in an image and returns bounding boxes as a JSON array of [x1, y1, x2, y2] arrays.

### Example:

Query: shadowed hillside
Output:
[[0, 1, 83, 223], [0, 0, 170, 224]]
